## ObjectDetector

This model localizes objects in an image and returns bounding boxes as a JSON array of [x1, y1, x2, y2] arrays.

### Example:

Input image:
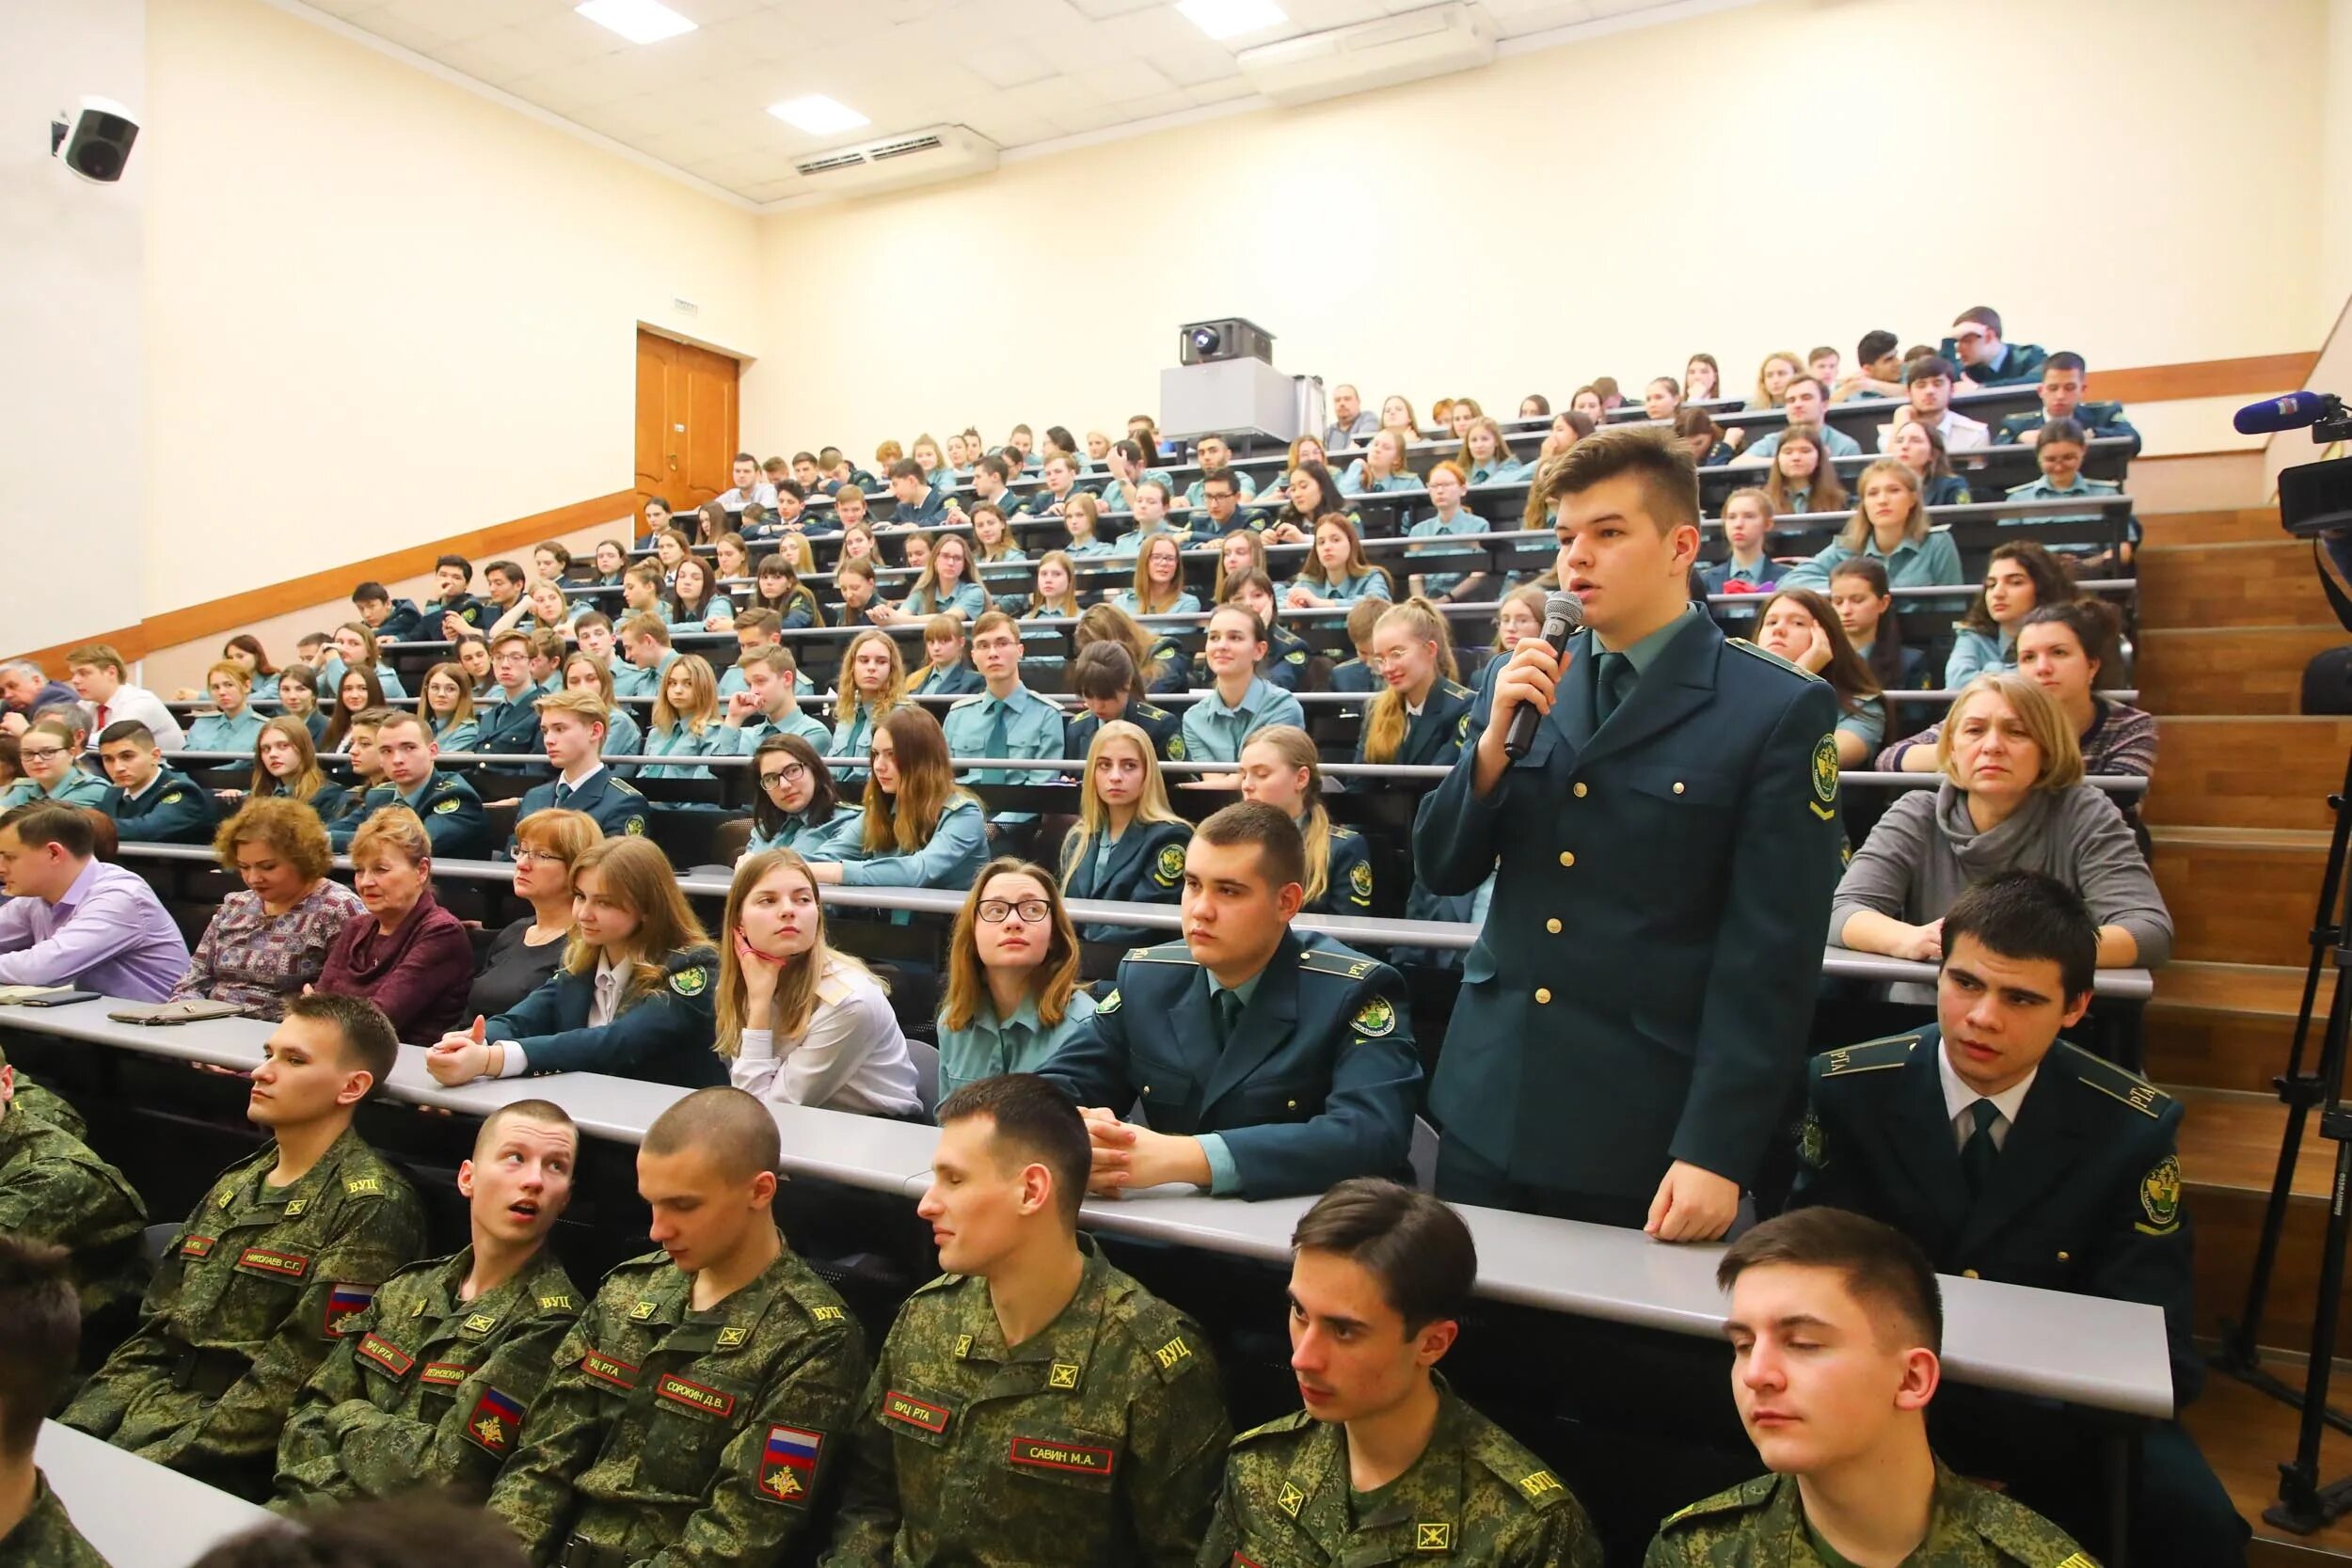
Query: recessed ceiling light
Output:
[[575, 0, 697, 45], [768, 95, 872, 136], [1175, 0, 1287, 40]]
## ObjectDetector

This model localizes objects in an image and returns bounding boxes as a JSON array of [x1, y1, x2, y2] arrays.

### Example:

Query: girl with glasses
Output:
[[935, 856, 1097, 1103], [746, 734, 857, 856]]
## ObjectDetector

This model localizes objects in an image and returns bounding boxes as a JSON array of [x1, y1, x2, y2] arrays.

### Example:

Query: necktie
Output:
[[554, 782, 574, 805], [1594, 652, 1634, 725], [984, 700, 1009, 763], [95, 704, 110, 731], [1213, 989, 1245, 1052], [1961, 1100, 2001, 1197], [593, 971, 616, 1026]]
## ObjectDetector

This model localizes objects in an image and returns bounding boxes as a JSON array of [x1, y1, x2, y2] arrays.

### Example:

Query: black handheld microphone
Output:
[[1502, 592, 1585, 760]]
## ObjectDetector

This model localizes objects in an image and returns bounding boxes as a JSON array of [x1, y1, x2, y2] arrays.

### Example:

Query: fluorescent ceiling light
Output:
[[575, 0, 697, 45], [768, 95, 872, 135], [1176, 0, 1287, 40]]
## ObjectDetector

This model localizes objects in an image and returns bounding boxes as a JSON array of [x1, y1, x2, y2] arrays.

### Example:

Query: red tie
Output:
[[95, 704, 109, 730]]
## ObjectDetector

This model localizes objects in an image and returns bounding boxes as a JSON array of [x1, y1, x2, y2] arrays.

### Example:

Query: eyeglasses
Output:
[[506, 844, 570, 866], [19, 748, 66, 763], [977, 899, 1051, 925], [759, 763, 810, 791]]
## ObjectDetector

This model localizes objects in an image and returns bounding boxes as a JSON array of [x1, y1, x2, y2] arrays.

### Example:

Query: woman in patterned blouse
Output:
[[170, 796, 364, 1019]]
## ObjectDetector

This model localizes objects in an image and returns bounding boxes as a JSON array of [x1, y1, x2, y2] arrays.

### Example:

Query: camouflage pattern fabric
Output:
[[0, 1473, 110, 1568], [0, 1093, 149, 1339], [1643, 1462, 2095, 1566]]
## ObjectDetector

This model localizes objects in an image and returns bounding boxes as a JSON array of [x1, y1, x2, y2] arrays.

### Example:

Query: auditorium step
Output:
[[2141, 717, 2352, 832], [2139, 507, 2293, 547], [2138, 539, 2337, 629], [2148, 961, 2335, 1097], [2151, 828, 2332, 967], [2138, 626, 2347, 716], [2175, 1088, 2352, 1362], [2183, 1374, 2352, 1566]]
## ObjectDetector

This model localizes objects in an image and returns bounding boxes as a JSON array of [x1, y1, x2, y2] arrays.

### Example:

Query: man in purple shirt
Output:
[[0, 802, 188, 1000]]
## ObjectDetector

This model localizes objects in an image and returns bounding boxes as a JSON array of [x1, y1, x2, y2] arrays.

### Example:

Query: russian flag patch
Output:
[[758, 1424, 823, 1506], [465, 1386, 525, 1455], [323, 1283, 375, 1338]]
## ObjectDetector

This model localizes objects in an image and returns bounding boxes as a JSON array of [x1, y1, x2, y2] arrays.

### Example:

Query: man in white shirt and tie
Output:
[[65, 642, 183, 751]]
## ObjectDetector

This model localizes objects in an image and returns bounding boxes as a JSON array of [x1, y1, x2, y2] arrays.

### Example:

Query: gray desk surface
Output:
[[38, 1420, 273, 1568], [7, 997, 2169, 1419]]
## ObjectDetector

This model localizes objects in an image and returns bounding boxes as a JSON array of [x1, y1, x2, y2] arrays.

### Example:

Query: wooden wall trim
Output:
[[13, 488, 637, 676], [2096, 353, 2317, 405]]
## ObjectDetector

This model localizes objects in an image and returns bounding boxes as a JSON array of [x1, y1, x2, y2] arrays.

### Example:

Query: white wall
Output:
[[743, 0, 2326, 459], [140, 0, 762, 618], [2, 0, 146, 653], [2323, 0, 2352, 333]]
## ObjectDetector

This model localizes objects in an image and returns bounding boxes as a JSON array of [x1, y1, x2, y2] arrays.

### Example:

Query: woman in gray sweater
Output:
[[1834, 673, 2169, 996]]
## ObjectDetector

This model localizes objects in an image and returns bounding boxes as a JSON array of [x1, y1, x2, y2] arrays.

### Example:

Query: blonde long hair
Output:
[[651, 653, 720, 737], [1059, 721, 1185, 881], [1360, 598, 1460, 764], [1241, 725, 1335, 907], [860, 706, 975, 854], [1025, 550, 1082, 618], [839, 628, 907, 721], [713, 847, 884, 1053], [940, 857, 1082, 1033], [563, 837, 711, 1004], [1835, 458, 1929, 554]]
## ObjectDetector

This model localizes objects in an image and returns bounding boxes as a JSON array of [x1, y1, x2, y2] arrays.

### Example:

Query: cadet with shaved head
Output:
[[489, 1087, 869, 1568], [274, 1101, 585, 1510]]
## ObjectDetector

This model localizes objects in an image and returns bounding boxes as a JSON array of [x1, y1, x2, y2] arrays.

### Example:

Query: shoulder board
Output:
[[342, 1173, 395, 1198], [1469, 1425, 1573, 1512], [946, 693, 985, 710], [1329, 824, 1359, 840], [612, 778, 643, 798], [1727, 639, 1825, 684], [2056, 1039, 2172, 1119], [1136, 704, 1169, 721], [1232, 1409, 1316, 1447], [815, 974, 851, 1007], [908, 1271, 969, 1301], [1439, 679, 1472, 700], [1659, 1474, 1779, 1530], [1126, 942, 1198, 966], [1927, 522, 1954, 534], [1817, 1035, 1919, 1077], [1298, 947, 1380, 981]]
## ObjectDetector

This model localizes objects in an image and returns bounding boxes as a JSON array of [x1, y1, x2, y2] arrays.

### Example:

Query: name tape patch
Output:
[[883, 1389, 950, 1433], [580, 1349, 639, 1391], [1009, 1436, 1116, 1476], [655, 1373, 736, 1418], [356, 1333, 414, 1378]]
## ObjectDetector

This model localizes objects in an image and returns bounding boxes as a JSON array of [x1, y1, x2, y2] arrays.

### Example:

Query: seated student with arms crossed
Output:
[[934, 863, 1100, 1101], [489, 1088, 869, 1568], [96, 720, 221, 845], [63, 994, 427, 1501], [317, 805, 476, 1042], [803, 707, 989, 892], [172, 796, 365, 1020], [323, 622, 408, 703], [428, 835, 723, 1087], [639, 652, 723, 779], [1038, 801, 1422, 1201], [830, 628, 907, 781], [1240, 726, 1375, 916], [0, 1237, 115, 1564], [1287, 515, 1394, 610], [273, 1100, 583, 1511], [820, 1073, 1230, 1568], [1790, 871, 2247, 1566], [1643, 1207, 2090, 1567], [1060, 721, 1191, 951], [1203, 1180, 1602, 1568], [713, 847, 922, 1116]]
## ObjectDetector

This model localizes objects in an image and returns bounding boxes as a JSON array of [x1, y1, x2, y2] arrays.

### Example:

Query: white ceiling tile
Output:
[[1076, 57, 1176, 102], [306, 0, 389, 19], [1490, 0, 1596, 28], [985, 0, 1093, 38], [351, 6, 459, 54], [968, 45, 1059, 87], [1068, 0, 1164, 15], [1184, 75, 1257, 103], [1117, 87, 1198, 118], [1045, 101, 1126, 134], [1152, 42, 1246, 86], [966, 114, 1058, 146]]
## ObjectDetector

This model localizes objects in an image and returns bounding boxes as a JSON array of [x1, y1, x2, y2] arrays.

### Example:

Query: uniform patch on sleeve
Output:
[[1414, 1522, 1452, 1551], [810, 1305, 846, 1323], [434, 797, 461, 816], [1152, 843, 1185, 887], [1351, 997, 1396, 1038], [162, 791, 185, 806], [670, 965, 709, 998], [1096, 988, 1121, 1015], [356, 1333, 414, 1378], [324, 1283, 375, 1338], [465, 1387, 524, 1455], [538, 1294, 572, 1311], [2138, 1155, 2183, 1232], [1153, 1335, 1193, 1371], [1810, 734, 1840, 819], [344, 1176, 384, 1196], [760, 1425, 823, 1505], [1167, 736, 1186, 760], [1348, 860, 1374, 901], [1799, 1110, 1825, 1170], [181, 1234, 217, 1259], [625, 816, 645, 835], [1285, 648, 1306, 664]]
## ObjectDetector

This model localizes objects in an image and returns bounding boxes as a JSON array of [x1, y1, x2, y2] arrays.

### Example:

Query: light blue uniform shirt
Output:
[[1108, 524, 1182, 560], [1338, 462, 1419, 497], [1406, 510, 1486, 595], [828, 701, 886, 782], [1181, 676, 1307, 764], [1943, 628, 2016, 687], [611, 649, 679, 701], [1064, 536, 1116, 559], [667, 596, 735, 633], [718, 664, 817, 699], [712, 709, 832, 756], [320, 657, 408, 703], [1839, 692, 1889, 750], [603, 706, 644, 758], [747, 806, 858, 858], [1289, 569, 1391, 606], [1195, 967, 1264, 1196], [805, 795, 989, 889], [184, 710, 266, 753], [1780, 526, 1966, 597], [935, 989, 1099, 1105], [1743, 423, 1863, 461], [639, 721, 718, 778], [940, 686, 1065, 784], [2005, 474, 2126, 543], [0, 772, 113, 810], [1108, 590, 1201, 619], [1468, 459, 1531, 485], [428, 716, 481, 754], [899, 581, 990, 621]]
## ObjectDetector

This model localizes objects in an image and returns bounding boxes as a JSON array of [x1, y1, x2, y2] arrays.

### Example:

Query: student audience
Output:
[[185, 663, 266, 752], [803, 707, 989, 890], [67, 643, 184, 751], [1944, 538, 2076, 686], [1750, 587, 1887, 765], [1237, 726, 1376, 917], [1183, 606, 1309, 767], [98, 721, 221, 845], [1782, 459, 1965, 596], [171, 797, 365, 1019], [1059, 720, 1190, 948], [1884, 598, 2157, 778], [0, 720, 109, 809]]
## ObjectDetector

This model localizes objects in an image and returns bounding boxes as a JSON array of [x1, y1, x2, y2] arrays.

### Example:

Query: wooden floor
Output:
[[2187, 1373, 2352, 1564]]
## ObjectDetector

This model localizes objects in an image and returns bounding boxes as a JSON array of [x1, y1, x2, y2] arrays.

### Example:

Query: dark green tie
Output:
[[1961, 1100, 2002, 1197], [984, 700, 1009, 762], [554, 782, 574, 805], [1594, 651, 1635, 724], [1213, 989, 1244, 1052]]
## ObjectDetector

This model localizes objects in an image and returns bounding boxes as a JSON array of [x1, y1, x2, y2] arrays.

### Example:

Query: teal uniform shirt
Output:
[[1108, 590, 1201, 619], [1944, 627, 2015, 687], [611, 650, 679, 701], [804, 795, 989, 890], [828, 701, 885, 783], [934, 989, 1100, 1104], [428, 716, 480, 754], [106, 768, 222, 845], [185, 710, 266, 753], [1338, 463, 1419, 497], [898, 581, 990, 622], [0, 773, 113, 811], [746, 804, 857, 857], [1108, 523, 1181, 559], [1837, 691, 1889, 752], [1063, 534, 1117, 559], [1780, 526, 1966, 597], [1996, 400, 2142, 455], [1037, 930, 1422, 1199], [1413, 608, 1846, 1201], [512, 767, 649, 843], [1742, 423, 1863, 460], [940, 685, 1064, 784], [720, 666, 817, 699], [322, 658, 409, 703], [1469, 457, 1532, 485], [1407, 510, 1488, 596], [1289, 569, 1391, 606], [712, 708, 832, 756], [2006, 475, 2132, 557], [665, 596, 735, 633], [639, 721, 719, 779], [331, 769, 491, 860], [603, 705, 644, 757], [1059, 817, 1189, 945], [1181, 678, 1307, 765]]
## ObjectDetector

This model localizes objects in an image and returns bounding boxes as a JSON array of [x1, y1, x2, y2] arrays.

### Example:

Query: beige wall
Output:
[[2324, 0, 2352, 331], [141, 0, 760, 623], [743, 0, 2325, 461]]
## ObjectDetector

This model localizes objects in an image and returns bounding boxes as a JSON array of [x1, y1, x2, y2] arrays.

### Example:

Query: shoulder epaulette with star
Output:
[[1231, 1409, 1315, 1447], [1297, 948, 1378, 981]]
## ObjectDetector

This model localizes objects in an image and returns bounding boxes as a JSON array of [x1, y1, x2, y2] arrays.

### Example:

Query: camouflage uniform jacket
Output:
[[0, 1472, 110, 1568], [0, 1101, 149, 1336], [1642, 1462, 2094, 1566], [1198, 1383, 1600, 1567], [274, 1243, 582, 1509], [823, 1238, 1231, 1567], [58, 1126, 426, 1501], [487, 1243, 868, 1568]]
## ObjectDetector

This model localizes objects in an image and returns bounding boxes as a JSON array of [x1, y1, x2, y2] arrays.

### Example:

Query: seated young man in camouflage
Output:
[[275, 1101, 584, 1510], [61, 993, 427, 1501], [489, 1086, 869, 1568], [1645, 1208, 2090, 1567], [1200, 1178, 1601, 1567], [0, 1236, 108, 1566], [822, 1074, 1231, 1567], [0, 1062, 148, 1376]]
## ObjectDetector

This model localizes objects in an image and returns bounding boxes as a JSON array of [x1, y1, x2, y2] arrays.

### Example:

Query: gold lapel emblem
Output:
[[1048, 1362, 1079, 1388], [1416, 1522, 1453, 1551], [1278, 1482, 1304, 1517]]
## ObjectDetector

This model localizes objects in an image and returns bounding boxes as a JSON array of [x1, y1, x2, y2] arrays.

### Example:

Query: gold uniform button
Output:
[[1286, 1100, 1297, 1111], [1558, 850, 1576, 868], [2056, 1251, 2071, 1263], [1140, 1085, 1152, 1097], [1546, 918, 1562, 934], [1673, 782, 1685, 795], [1572, 782, 1588, 799], [1962, 1269, 1979, 1279], [1534, 988, 1552, 1005]]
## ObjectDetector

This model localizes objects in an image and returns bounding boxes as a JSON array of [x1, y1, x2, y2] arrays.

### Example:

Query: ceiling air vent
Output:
[[788, 124, 998, 196], [1239, 2, 1495, 108]]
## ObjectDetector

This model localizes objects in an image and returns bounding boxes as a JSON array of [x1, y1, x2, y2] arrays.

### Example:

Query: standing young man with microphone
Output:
[[1414, 426, 1845, 1239]]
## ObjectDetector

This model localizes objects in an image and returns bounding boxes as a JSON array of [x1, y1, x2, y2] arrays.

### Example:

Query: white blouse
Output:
[[728, 957, 923, 1117]]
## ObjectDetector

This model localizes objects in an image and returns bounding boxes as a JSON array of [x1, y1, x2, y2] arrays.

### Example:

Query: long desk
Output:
[[0, 997, 2171, 1424], [37, 1419, 272, 1568]]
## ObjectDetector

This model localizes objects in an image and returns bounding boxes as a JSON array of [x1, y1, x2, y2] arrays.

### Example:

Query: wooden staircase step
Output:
[[2141, 717, 2352, 831], [2138, 540, 2337, 628], [2176, 1090, 2352, 1360], [2139, 626, 2345, 716], [2184, 1376, 2352, 1566], [2153, 828, 2330, 967], [2139, 507, 2290, 546], [2147, 961, 2336, 1096]]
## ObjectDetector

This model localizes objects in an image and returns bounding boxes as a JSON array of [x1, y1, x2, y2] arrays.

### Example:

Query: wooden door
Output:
[[635, 328, 739, 513]]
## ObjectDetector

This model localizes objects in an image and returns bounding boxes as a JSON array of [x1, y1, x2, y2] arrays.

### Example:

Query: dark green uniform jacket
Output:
[[60, 1127, 427, 1501], [1643, 1461, 2091, 1565], [274, 1243, 582, 1509], [0, 1473, 110, 1568], [1352, 679, 1475, 768], [1200, 1382, 1602, 1568], [104, 768, 221, 846], [1060, 817, 1189, 947], [488, 1243, 869, 1568], [330, 769, 492, 860], [515, 768, 651, 842], [1065, 701, 1185, 765], [823, 1238, 1231, 1567]]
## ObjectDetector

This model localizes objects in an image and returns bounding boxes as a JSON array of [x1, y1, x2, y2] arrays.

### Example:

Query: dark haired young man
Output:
[[0, 1237, 106, 1564]]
